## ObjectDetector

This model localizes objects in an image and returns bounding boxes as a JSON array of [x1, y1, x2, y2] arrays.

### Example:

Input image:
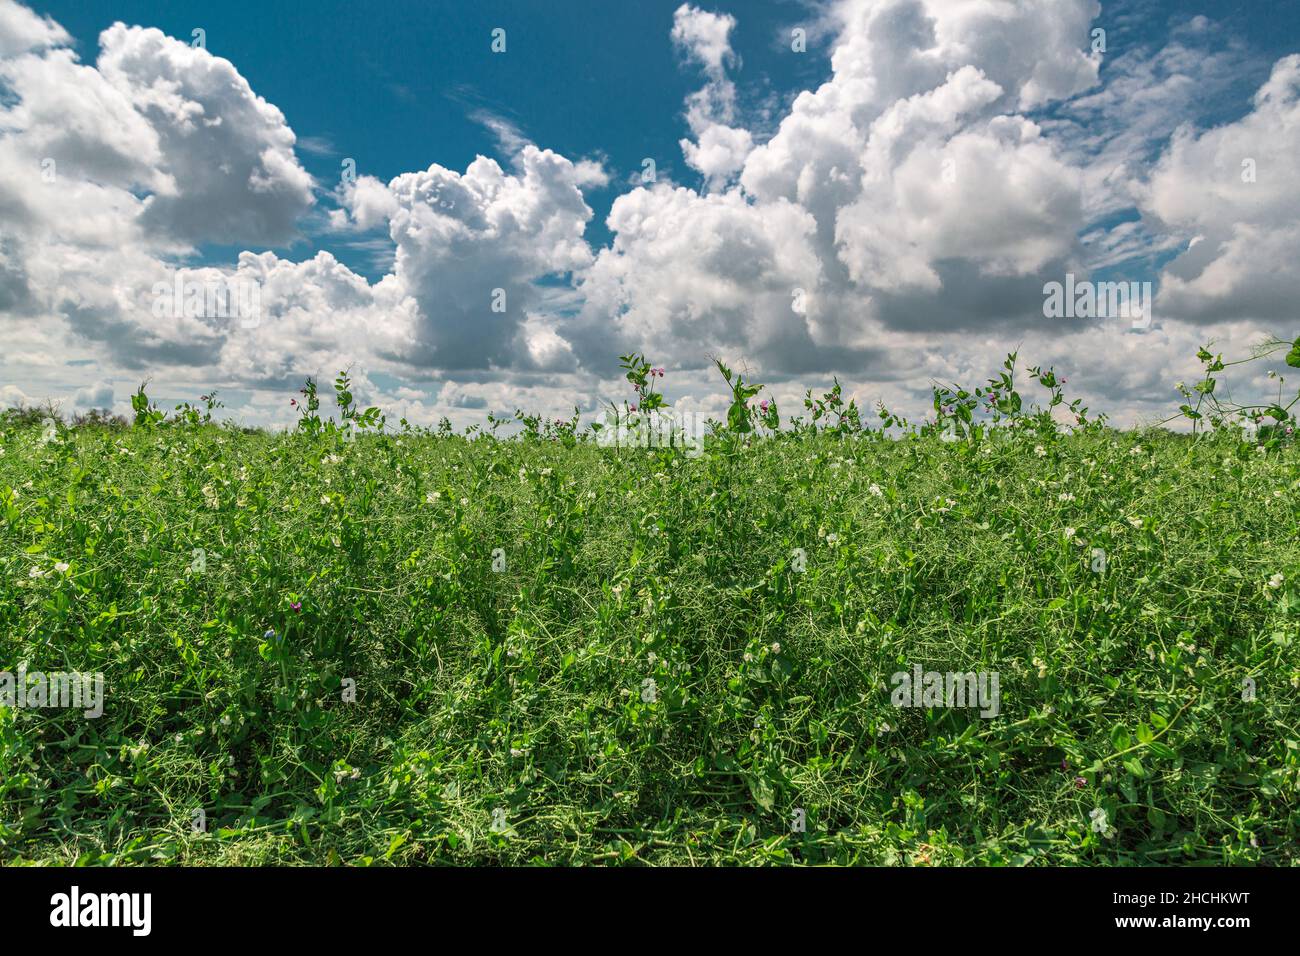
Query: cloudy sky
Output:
[[1, 0, 1297, 428]]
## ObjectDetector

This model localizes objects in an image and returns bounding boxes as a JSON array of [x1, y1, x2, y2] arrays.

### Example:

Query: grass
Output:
[[1, 357, 1298, 866]]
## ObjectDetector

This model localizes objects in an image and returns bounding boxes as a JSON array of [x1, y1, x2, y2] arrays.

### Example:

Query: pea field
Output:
[[1, 351, 1298, 866]]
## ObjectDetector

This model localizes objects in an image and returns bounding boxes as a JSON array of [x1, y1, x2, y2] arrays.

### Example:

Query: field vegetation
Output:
[[1, 346, 1298, 865]]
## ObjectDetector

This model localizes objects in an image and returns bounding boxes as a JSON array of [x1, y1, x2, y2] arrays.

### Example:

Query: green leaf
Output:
[[1147, 741, 1177, 760], [745, 773, 775, 811], [1286, 336, 1300, 368], [1122, 757, 1146, 778], [1111, 725, 1131, 751]]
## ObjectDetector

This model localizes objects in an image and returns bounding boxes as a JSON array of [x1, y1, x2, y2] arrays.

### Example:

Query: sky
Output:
[[1, 0, 1298, 429]]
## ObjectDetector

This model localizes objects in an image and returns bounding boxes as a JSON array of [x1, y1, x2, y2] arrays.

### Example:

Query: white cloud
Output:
[[73, 382, 113, 409], [96, 23, 315, 246], [0, 0, 68, 57], [341, 145, 605, 371], [672, 4, 753, 189], [1141, 55, 1300, 324], [0, 0, 1294, 433]]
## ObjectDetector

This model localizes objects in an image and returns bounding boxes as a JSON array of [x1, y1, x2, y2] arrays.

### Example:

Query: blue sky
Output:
[[36, 0, 841, 276], [2, 0, 1299, 427], [32, 0, 1294, 279]]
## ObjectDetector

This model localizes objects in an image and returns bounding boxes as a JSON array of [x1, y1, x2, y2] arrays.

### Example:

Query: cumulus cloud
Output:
[[573, 184, 825, 371], [672, 4, 754, 189], [0, 0, 68, 57], [340, 145, 606, 372], [73, 382, 113, 409], [1141, 55, 1300, 325], [0, 0, 1294, 431], [582, 0, 1101, 376], [97, 23, 315, 246], [0, 6, 323, 377]]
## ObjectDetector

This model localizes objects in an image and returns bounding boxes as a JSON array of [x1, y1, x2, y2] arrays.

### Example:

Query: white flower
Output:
[[1127, 516, 1143, 529], [28, 566, 44, 579], [426, 492, 440, 504], [770, 642, 781, 654], [1032, 657, 1048, 679], [826, 533, 839, 546], [1034, 445, 1046, 457], [1089, 807, 1115, 838], [510, 748, 524, 758], [1267, 573, 1284, 590], [869, 483, 883, 497], [53, 562, 69, 574], [1058, 492, 1075, 502], [1063, 527, 1076, 540]]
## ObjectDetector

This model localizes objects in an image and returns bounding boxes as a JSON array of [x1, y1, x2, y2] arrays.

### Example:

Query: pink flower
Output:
[[290, 399, 297, 407], [630, 405, 638, 413], [759, 400, 769, 413], [290, 601, 302, 612]]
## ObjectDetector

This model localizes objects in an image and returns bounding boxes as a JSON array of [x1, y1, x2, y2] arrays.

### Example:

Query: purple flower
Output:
[[290, 601, 302, 612], [1074, 776, 1087, 789]]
